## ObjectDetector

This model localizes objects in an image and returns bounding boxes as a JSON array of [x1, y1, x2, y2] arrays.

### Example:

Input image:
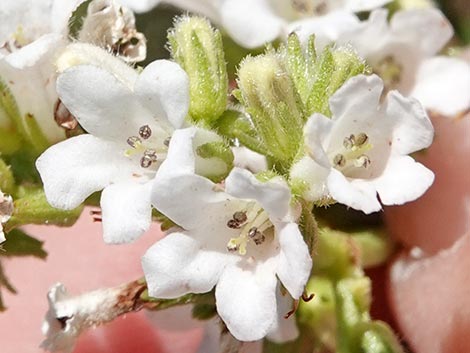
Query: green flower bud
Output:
[[196, 141, 234, 183], [0, 159, 15, 194], [168, 16, 228, 126], [284, 33, 369, 117], [236, 52, 304, 168]]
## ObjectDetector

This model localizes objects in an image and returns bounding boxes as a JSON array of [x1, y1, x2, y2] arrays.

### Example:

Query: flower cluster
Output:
[[0, 0, 468, 352]]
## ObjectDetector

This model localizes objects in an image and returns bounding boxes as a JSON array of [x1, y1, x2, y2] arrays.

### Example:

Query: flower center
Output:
[[225, 204, 273, 255], [374, 56, 403, 94], [332, 132, 372, 174], [124, 125, 170, 169]]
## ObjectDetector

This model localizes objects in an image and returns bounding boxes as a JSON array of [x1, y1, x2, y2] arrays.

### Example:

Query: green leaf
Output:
[[4, 187, 83, 232], [1, 229, 47, 259]]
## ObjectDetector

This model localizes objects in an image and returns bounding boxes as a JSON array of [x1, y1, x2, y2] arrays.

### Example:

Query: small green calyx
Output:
[[168, 16, 228, 126], [236, 52, 304, 167], [196, 141, 234, 183]]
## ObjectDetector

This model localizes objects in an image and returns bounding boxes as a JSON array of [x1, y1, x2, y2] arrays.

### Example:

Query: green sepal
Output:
[[0, 127, 22, 155], [0, 159, 15, 194], [214, 109, 269, 156], [1, 229, 47, 259], [4, 187, 83, 232], [23, 113, 52, 153], [169, 16, 228, 126], [196, 141, 234, 183], [298, 201, 318, 258]]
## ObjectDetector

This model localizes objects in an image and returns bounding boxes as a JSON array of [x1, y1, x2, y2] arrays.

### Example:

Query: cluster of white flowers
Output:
[[1, 0, 468, 351]]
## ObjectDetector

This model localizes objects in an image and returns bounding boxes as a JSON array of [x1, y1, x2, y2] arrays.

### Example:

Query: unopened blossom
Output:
[[290, 74, 434, 214], [0, 191, 13, 243], [143, 127, 312, 341], [36, 52, 190, 244], [323, 8, 470, 116]]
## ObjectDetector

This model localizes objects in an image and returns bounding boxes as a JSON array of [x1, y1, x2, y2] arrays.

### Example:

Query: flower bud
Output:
[[168, 16, 228, 126], [236, 52, 304, 167]]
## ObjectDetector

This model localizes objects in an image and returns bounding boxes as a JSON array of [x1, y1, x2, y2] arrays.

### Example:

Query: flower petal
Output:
[[390, 8, 453, 57], [289, 11, 360, 51], [304, 114, 334, 168], [36, 134, 140, 209], [134, 59, 189, 130], [329, 74, 383, 121], [57, 64, 155, 141], [225, 168, 291, 220], [232, 147, 268, 174], [327, 169, 381, 214], [385, 90, 434, 155], [152, 172, 230, 231], [215, 259, 278, 341], [142, 232, 226, 298], [290, 156, 330, 201], [100, 181, 152, 244], [412, 56, 470, 116], [374, 155, 434, 206], [4, 33, 63, 69], [275, 222, 312, 298], [220, 0, 285, 48], [267, 284, 299, 343], [345, 0, 391, 12]]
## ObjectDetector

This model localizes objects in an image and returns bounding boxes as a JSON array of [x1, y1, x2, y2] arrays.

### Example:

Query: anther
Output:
[[248, 227, 265, 245], [355, 133, 369, 146], [333, 154, 346, 167], [139, 125, 152, 139], [233, 211, 247, 224], [343, 134, 355, 149], [163, 137, 171, 147], [354, 155, 371, 168], [127, 136, 141, 148], [227, 219, 241, 229], [140, 154, 155, 168], [227, 243, 239, 252]]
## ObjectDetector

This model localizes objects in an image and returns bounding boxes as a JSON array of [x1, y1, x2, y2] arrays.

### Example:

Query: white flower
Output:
[[0, 191, 13, 243], [143, 127, 312, 341], [36, 55, 190, 244], [329, 8, 470, 116], [0, 0, 83, 144], [78, 0, 147, 63], [219, 0, 389, 48], [290, 74, 434, 214]]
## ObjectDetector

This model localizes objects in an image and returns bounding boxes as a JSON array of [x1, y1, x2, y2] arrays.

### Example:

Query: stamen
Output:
[[140, 150, 157, 168], [227, 219, 242, 229], [227, 242, 239, 253], [354, 155, 371, 168], [139, 125, 152, 139], [355, 133, 368, 146], [333, 154, 346, 167], [163, 137, 171, 147], [127, 136, 141, 148], [343, 134, 355, 149], [233, 211, 247, 224]]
